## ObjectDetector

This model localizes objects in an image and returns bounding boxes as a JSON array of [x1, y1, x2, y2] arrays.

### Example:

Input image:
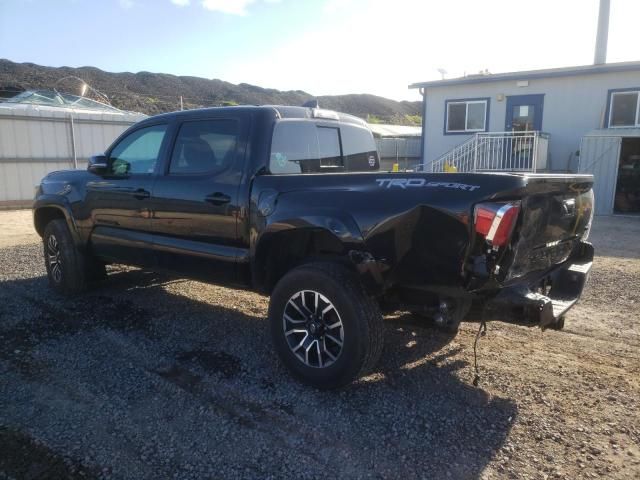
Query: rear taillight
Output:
[[474, 202, 521, 247]]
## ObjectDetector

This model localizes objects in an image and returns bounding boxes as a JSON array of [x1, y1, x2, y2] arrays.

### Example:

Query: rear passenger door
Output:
[[150, 117, 248, 284]]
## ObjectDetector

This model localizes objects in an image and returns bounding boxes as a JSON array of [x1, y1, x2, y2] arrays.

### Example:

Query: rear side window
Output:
[[341, 123, 380, 170], [269, 120, 379, 174], [169, 119, 239, 174]]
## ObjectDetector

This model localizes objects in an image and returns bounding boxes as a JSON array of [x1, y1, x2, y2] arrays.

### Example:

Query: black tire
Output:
[[269, 262, 384, 389], [43, 219, 105, 295]]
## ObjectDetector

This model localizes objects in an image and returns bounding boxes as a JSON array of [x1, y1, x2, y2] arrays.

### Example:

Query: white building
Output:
[[409, 61, 640, 215]]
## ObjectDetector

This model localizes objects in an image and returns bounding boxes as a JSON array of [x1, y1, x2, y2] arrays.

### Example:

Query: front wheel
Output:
[[269, 262, 384, 389], [43, 219, 105, 295]]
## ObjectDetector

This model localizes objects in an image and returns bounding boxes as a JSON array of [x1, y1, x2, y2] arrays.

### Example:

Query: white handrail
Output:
[[419, 131, 549, 173]]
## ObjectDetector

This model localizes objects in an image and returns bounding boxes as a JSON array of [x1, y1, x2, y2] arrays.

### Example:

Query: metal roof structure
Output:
[[409, 60, 640, 89], [367, 123, 422, 138], [2, 89, 123, 113]]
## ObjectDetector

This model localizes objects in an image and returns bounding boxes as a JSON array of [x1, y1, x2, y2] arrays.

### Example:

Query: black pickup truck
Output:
[[33, 105, 594, 388]]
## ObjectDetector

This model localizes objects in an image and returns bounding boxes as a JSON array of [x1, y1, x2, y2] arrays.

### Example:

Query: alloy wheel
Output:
[[282, 290, 344, 368], [47, 234, 63, 283]]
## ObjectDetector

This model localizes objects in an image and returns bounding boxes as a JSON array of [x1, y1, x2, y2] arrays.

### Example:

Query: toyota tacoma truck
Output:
[[33, 105, 594, 388]]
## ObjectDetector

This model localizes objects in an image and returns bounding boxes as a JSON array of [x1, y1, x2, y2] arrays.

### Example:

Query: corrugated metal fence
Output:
[[375, 137, 422, 171], [0, 105, 144, 204]]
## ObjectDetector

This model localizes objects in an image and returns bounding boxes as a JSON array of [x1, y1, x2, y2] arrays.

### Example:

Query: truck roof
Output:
[[140, 105, 368, 128]]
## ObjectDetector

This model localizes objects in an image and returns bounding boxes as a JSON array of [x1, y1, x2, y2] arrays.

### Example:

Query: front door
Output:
[[505, 94, 544, 132], [150, 116, 248, 285], [86, 123, 169, 266], [504, 95, 544, 169]]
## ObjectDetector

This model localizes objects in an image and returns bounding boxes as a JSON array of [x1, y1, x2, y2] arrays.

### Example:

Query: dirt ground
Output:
[[0, 210, 35, 248], [0, 210, 639, 479]]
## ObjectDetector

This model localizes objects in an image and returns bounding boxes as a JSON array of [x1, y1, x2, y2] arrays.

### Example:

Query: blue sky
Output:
[[0, 0, 638, 100]]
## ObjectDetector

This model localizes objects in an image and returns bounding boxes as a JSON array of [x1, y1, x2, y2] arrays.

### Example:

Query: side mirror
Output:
[[88, 154, 108, 174]]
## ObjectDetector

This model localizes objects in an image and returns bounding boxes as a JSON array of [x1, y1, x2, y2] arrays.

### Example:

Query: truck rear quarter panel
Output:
[[250, 172, 530, 293]]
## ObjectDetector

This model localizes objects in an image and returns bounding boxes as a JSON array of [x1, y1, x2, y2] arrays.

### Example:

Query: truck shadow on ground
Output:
[[1, 264, 517, 479]]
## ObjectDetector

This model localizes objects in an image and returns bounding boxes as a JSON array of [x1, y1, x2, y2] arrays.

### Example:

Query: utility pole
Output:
[[180, 96, 184, 111]]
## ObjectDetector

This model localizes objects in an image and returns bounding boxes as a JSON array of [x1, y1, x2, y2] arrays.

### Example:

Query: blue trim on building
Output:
[[603, 87, 640, 128], [409, 61, 640, 90], [443, 97, 491, 136]]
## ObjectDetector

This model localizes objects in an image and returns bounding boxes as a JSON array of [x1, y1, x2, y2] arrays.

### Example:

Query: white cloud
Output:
[[201, 0, 255, 15], [323, 0, 354, 14], [171, 0, 190, 6], [119, 0, 134, 8], [200, 0, 279, 15]]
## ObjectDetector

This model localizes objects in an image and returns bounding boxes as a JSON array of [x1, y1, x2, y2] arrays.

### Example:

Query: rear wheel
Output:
[[269, 262, 384, 389], [43, 219, 105, 295]]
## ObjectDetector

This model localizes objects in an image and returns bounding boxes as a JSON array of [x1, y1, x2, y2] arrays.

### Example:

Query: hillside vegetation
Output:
[[0, 59, 421, 125]]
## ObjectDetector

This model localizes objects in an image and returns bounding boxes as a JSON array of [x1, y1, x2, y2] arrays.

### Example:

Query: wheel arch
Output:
[[33, 201, 80, 246], [252, 227, 352, 294]]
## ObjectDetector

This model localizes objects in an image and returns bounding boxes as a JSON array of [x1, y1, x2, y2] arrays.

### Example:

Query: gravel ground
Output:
[[0, 211, 639, 480]]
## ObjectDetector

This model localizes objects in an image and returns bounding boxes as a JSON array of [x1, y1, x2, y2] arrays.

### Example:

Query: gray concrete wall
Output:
[[421, 69, 640, 172]]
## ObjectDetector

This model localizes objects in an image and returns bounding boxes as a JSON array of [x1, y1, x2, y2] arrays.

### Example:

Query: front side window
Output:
[[109, 124, 167, 175], [169, 119, 239, 174], [269, 120, 379, 174], [609, 90, 640, 127], [445, 99, 488, 133]]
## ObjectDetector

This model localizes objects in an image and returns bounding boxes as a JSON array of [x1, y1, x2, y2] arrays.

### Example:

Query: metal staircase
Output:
[[419, 131, 549, 173]]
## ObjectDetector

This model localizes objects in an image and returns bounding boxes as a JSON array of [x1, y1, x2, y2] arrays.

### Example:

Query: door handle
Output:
[[133, 188, 150, 200], [205, 192, 231, 205]]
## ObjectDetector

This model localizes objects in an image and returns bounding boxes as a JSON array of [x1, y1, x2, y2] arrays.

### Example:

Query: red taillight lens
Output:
[[474, 206, 495, 236], [474, 202, 520, 247]]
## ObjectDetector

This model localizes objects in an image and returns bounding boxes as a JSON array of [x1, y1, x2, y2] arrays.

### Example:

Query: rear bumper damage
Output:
[[485, 241, 594, 330]]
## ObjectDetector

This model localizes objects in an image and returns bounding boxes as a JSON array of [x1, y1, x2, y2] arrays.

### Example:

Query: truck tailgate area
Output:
[[500, 175, 594, 284]]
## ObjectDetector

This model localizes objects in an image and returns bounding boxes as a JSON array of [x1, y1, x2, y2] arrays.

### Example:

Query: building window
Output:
[[445, 99, 488, 133], [609, 90, 640, 127]]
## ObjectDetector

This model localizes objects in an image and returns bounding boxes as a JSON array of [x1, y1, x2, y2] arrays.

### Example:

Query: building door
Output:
[[505, 94, 544, 132], [578, 135, 622, 215], [615, 138, 640, 213], [503, 95, 545, 169]]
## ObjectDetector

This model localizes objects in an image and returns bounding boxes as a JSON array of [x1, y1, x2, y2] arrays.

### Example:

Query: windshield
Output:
[[269, 120, 379, 174]]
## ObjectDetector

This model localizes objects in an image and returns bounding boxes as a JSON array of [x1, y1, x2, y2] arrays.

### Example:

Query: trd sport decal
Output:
[[376, 178, 480, 192]]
